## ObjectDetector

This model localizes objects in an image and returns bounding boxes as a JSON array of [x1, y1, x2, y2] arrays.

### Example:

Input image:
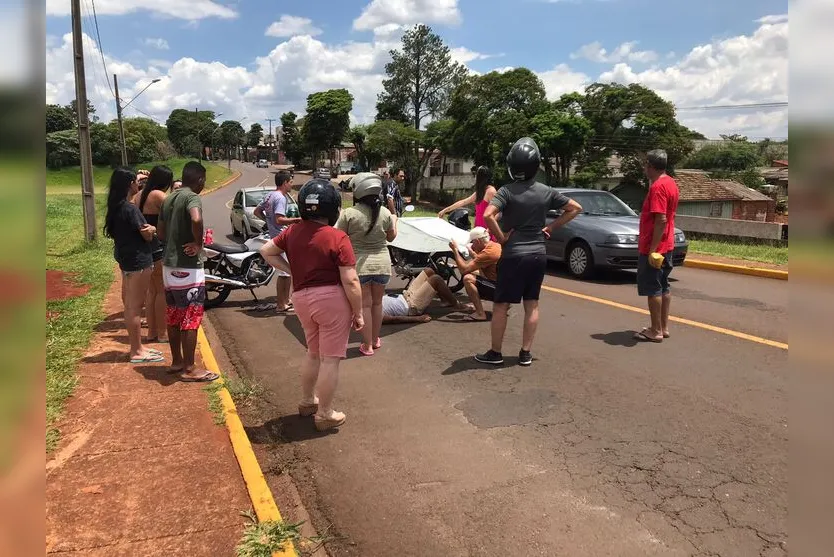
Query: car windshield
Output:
[[244, 190, 269, 206], [568, 191, 636, 217]]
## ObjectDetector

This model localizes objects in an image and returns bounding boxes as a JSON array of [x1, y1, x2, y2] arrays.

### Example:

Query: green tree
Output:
[[46, 104, 75, 133], [447, 68, 549, 182], [348, 125, 382, 172], [685, 141, 762, 172], [531, 106, 592, 185], [280, 112, 305, 166], [219, 120, 246, 162], [379, 24, 468, 130], [89, 122, 120, 165], [69, 99, 98, 124], [178, 135, 202, 159], [303, 89, 353, 163], [117, 117, 168, 163], [247, 123, 264, 147], [166, 109, 217, 155], [366, 120, 422, 175], [46, 130, 80, 169], [374, 96, 410, 124]]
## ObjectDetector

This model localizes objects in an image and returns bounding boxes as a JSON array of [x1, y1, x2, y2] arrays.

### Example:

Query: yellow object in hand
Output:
[[649, 252, 664, 269]]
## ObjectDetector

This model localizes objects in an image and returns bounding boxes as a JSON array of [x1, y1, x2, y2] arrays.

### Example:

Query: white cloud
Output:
[[449, 47, 499, 65], [265, 15, 323, 38], [790, 1, 834, 122], [537, 64, 591, 100], [571, 41, 658, 64], [45, 0, 237, 20], [353, 0, 461, 31], [757, 14, 789, 24], [143, 38, 170, 50]]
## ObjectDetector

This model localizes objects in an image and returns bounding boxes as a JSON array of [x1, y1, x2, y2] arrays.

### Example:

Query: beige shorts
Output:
[[402, 271, 436, 314]]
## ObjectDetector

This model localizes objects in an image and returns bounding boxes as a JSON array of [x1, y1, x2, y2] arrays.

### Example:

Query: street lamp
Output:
[[114, 75, 162, 165]]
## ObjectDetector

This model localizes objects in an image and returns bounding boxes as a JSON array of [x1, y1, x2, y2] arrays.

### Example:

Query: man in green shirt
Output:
[[157, 161, 218, 383]]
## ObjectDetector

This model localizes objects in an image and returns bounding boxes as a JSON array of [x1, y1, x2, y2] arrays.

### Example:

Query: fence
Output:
[[675, 215, 788, 243]]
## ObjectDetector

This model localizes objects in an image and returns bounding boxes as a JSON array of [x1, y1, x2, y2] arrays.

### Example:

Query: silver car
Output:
[[546, 188, 688, 279], [230, 187, 270, 238]]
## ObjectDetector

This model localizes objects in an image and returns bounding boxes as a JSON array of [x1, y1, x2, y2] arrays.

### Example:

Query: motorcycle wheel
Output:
[[204, 284, 232, 309], [431, 253, 464, 293]]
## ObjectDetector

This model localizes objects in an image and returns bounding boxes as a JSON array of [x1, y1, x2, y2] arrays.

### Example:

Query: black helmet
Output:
[[506, 137, 541, 182], [298, 179, 341, 226]]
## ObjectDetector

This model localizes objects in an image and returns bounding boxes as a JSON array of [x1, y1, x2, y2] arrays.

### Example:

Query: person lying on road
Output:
[[381, 268, 470, 324], [448, 226, 501, 322]]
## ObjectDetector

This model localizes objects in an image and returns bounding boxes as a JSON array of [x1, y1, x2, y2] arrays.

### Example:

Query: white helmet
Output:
[[351, 172, 383, 200]]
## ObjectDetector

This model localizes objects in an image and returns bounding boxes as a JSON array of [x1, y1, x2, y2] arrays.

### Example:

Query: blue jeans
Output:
[[359, 274, 390, 285]]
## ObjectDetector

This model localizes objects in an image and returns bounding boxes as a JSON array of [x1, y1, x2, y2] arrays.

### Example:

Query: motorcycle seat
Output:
[[207, 242, 248, 254]]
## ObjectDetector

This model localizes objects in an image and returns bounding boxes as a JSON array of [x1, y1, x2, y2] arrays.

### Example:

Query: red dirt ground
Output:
[[46, 270, 90, 303]]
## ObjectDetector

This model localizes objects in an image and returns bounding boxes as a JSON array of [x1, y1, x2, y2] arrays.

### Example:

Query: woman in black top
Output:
[[104, 167, 163, 364], [134, 165, 173, 344]]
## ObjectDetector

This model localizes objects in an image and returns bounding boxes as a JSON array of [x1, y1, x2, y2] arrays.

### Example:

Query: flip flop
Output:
[[373, 338, 382, 349], [641, 327, 670, 339], [179, 372, 220, 383], [130, 353, 165, 364], [254, 303, 278, 312], [462, 315, 488, 322], [634, 330, 663, 343], [359, 344, 374, 356]]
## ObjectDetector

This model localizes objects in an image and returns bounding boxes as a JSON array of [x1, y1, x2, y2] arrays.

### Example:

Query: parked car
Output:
[[230, 187, 270, 238], [256, 159, 269, 168], [545, 188, 688, 279]]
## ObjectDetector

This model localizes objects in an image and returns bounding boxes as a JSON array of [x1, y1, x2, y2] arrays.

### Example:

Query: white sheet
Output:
[[388, 217, 472, 254]]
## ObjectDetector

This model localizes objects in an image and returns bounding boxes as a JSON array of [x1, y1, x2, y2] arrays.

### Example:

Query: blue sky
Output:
[[45, 0, 789, 138]]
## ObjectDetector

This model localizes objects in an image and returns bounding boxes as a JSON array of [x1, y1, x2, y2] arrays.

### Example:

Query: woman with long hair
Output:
[[335, 172, 397, 356], [104, 167, 163, 364], [438, 166, 498, 236], [133, 165, 173, 344]]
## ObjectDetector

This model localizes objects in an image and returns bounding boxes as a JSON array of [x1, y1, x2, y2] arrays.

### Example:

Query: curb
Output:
[[202, 168, 242, 196], [196, 327, 299, 557], [683, 258, 788, 280]]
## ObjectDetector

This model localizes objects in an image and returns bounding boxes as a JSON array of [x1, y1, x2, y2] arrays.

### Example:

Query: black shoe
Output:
[[518, 350, 533, 366], [475, 350, 504, 365]]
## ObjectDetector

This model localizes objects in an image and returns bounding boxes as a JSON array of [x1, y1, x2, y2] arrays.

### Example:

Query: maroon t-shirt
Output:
[[639, 175, 679, 255], [274, 221, 356, 291]]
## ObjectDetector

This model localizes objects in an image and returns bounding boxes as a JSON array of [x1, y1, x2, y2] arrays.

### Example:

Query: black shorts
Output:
[[495, 254, 547, 304], [475, 275, 496, 301], [637, 251, 674, 297]]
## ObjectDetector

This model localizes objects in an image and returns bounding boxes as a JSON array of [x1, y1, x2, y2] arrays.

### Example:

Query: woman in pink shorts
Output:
[[260, 179, 363, 431]]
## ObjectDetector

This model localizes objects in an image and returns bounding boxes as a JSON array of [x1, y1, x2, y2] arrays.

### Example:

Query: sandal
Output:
[[179, 371, 220, 383], [634, 330, 663, 343], [359, 344, 374, 356], [130, 353, 165, 364], [373, 338, 382, 350], [462, 314, 488, 322], [298, 402, 319, 417], [314, 412, 346, 431]]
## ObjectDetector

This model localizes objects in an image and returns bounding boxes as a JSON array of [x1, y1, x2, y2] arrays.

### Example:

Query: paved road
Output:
[[202, 162, 787, 557]]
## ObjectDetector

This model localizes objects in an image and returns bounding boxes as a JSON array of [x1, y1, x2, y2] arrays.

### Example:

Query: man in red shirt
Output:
[[635, 149, 679, 343]]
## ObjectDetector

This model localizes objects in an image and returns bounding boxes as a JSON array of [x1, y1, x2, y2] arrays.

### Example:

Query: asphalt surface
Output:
[[202, 162, 787, 557]]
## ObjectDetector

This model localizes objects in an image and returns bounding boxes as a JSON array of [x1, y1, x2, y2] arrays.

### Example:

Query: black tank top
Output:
[[142, 212, 164, 261]]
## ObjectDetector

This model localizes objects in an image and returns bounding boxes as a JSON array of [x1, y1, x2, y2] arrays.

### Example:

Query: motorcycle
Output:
[[203, 228, 274, 309]]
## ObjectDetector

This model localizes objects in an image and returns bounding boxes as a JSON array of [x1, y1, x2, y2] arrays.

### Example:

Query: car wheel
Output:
[[566, 241, 595, 279], [231, 218, 241, 237]]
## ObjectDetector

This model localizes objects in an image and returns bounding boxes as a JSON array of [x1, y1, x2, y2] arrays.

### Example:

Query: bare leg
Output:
[[428, 275, 463, 308], [661, 293, 671, 336], [521, 300, 540, 351], [179, 329, 203, 377], [315, 356, 342, 419], [124, 268, 153, 359], [382, 314, 432, 324], [371, 283, 385, 346], [300, 351, 321, 404], [360, 283, 374, 349], [147, 266, 167, 341], [645, 296, 663, 339], [276, 276, 292, 310], [463, 274, 487, 319], [168, 326, 184, 371], [490, 302, 510, 353]]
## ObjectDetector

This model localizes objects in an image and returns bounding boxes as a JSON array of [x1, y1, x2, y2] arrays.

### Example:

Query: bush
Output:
[[776, 198, 787, 214]]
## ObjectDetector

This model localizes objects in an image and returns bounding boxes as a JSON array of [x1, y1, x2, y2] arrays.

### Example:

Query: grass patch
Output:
[[203, 381, 226, 426], [46, 195, 116, 450], [225, 376, 265, 408], [46, 158, 234, 195], [688, 239, 788, 266], [236, 511, 304, 557]]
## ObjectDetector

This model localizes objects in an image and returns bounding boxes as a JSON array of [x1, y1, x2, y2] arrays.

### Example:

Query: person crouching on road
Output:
[[336, 172, 398, 356], [448, 226, 501, 322], [260, 179, 364, 432], [253, 170, 300, 313], [479, 137, 583, 367]]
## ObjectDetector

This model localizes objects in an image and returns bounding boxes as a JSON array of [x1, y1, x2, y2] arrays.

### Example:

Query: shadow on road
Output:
[[245, 415, 338, 445], [442, 355, 509, 375], [590, 331, 641, 347], [132, 365, 182, 386]]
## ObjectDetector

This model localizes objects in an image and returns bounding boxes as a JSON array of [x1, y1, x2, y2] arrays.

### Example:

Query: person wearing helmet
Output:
[[335, 172, 398, 356], [259, 179, 364, 431], [253, 170, 300, 313], [477, 137, 583, 366]]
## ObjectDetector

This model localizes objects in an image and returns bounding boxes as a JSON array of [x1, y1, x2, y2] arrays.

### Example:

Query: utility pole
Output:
[[71, 0, 97, 241], [114, 74, 127, 165], [265, 118, 277, 162]]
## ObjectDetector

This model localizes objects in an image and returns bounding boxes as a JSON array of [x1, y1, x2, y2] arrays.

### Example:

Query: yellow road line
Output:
[[684, 259, 788, 280], [197, 327, 298, 557], [540, 285, 788, 351]]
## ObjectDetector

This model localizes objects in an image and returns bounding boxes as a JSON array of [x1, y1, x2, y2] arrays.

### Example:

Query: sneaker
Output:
[[475, 350, 504, 365], [518, 350, 533, 366]]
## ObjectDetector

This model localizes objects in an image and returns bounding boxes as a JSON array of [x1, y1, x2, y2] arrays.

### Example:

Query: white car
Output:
[[256, 159, 269, 168], [230, 187, 270, 238]]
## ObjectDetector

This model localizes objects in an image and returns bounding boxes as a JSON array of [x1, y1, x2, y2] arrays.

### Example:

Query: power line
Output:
[[124, 105, 163, 122], [88, 0, 115, 99], [675, 102, 788, 111]]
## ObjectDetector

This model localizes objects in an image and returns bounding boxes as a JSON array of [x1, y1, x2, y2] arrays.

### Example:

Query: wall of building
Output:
[[675, 215, 786, 240], [421, 174, 473, 191], [732, 200, 776, 222], [678, 201, 734, 219]]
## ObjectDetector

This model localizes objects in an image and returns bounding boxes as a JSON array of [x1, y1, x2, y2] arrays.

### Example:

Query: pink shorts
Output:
[[292, 285, 352, 358]]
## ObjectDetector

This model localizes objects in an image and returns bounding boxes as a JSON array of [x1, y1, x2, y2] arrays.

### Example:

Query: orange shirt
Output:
[[473, 242, 501, 282]]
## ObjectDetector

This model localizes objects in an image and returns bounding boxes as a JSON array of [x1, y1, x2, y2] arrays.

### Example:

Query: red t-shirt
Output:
[[274, 221, 356, 291], [639, 175, 679, 255]]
